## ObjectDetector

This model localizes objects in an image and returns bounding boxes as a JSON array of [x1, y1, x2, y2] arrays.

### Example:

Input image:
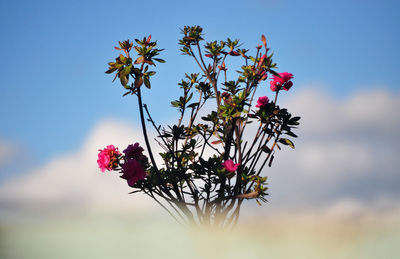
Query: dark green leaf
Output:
[[278, 138, 295, 149], [120, 74, 128, 86], [144, 77, 151, 89], [154, 58, 166, 63], [171, 101, 180, 107], [268, 155, 274, 167], [269, 70, 280, 77], [105, 67, 117, 74], [290, 116, 301, 122], [261, 145, 271, 153], [285, 131, 298, 138], [187, 102, 199, 108]]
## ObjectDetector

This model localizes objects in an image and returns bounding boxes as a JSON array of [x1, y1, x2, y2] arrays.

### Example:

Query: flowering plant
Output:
[[98, 26, 300, 227]]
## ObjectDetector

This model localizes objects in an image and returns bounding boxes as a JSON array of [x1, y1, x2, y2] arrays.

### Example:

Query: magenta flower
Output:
[[282, 81, 293, 91], [97, 145, 121, 172], [123, 143, 144, 160], [270, 72, 294, 92], [120, 159, 147, 187], [274, 72, 293, 84], [222, 160, 240, 173], [256, 96, 269, 108]]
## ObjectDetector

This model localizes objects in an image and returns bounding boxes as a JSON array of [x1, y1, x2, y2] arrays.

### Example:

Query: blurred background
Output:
[[0, 0, 399, 258]]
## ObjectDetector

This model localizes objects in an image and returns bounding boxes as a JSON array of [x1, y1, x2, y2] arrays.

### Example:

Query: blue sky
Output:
[[0, 0, 399, 180]]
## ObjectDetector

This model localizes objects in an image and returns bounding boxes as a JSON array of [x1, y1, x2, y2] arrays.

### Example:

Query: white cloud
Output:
[[261, 87, 400, 210], [0, 119, 158, 216], [0, 88, 399, 221], [296, 142, 373, 176], [285, 87, 400, 136]]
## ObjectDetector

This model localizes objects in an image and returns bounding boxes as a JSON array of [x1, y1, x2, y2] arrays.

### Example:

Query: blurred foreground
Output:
[[1, 209, 399, 259]]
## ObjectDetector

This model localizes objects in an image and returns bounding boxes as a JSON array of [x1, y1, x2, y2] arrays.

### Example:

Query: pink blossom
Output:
[[222, 160, 240, 173], [256, 96, 269, 108], [270, 72, 294, 92], [273, 72, 293, 84], [97, 145, 121, 172], [270, 80, 277, 92], [120, 159, 147, 187]]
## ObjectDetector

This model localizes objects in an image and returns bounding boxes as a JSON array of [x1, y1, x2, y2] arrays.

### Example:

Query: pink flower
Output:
[[120, 159, 147, 187], [222, 160, 240, 173], [270, 72, 294, 92], [97, 145, 121, 172], [256, 96, 269, 108], [270, 80, 278, 92], [273, 72, 293, 84]]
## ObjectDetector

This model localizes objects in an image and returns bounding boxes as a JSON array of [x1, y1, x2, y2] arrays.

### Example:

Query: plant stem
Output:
[[137, 87, 158, 172]]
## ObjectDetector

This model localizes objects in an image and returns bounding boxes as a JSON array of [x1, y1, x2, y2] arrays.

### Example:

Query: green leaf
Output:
[[290, 116, 301, 122], [119, 54, 127, 64], [144, 77, 151, 89], [285, 131, 298, 138], [261, 145, 271, 153], [171, 101, 180, 107], [120, 64, 132, 77], [154, 58, 166, 63], [238, 90, 245, 100], [120, 74, 128, 86], [187, 102, 199, 108], [288, 116, 301, 125], [132, 68, 141, 76], [278, 138, 295, 149], [268, 155, 274, 167], [105, 67, 117, 74], [269, 70, 280, 77], [187, 92, 193, 103]]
